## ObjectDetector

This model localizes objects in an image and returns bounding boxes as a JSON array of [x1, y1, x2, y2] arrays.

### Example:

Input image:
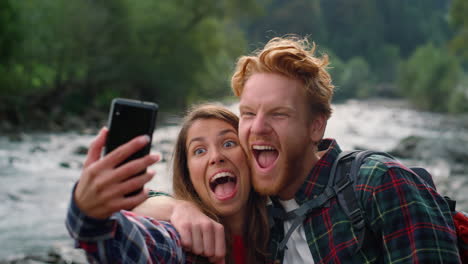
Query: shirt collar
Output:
[[294, 138, 342, 204]]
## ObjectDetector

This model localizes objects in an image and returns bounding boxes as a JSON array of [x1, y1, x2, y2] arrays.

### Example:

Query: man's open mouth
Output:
[[252, 145, 279, 169], [209, 171, 238, 199]]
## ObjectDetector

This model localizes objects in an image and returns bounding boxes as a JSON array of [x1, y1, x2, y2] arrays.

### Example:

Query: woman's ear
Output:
[[309, 114, 327, 144]]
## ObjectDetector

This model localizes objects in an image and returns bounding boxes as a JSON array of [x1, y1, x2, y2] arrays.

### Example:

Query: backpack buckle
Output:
[[349, 208, 365, 230], [335, 175, 352, 193]]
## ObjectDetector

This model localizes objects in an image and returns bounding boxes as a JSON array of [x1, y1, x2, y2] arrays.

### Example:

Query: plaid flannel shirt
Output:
[[267, 139, 461, 263], [66, 187, 210, 264]]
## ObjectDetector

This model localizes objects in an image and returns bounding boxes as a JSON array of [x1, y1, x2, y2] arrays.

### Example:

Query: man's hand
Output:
[[170, 201, 226, 264], [133, 197, 226, 263], [74, 127, 160, 219]]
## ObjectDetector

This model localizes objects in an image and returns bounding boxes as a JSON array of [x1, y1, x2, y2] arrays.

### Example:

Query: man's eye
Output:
[[241, 111, 255, 117], [273, 112, 288, 118], [223, 140, 237, 148], [194, 148, 206, 155]]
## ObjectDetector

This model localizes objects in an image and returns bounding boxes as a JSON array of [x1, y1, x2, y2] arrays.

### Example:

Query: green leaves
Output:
[[0, 0, 254, 128], [398, 44, 464, 113], [450, 0, 468, 61]]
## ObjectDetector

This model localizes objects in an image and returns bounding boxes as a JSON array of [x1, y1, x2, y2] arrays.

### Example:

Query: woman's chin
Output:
[[209, 194, 245, 217]]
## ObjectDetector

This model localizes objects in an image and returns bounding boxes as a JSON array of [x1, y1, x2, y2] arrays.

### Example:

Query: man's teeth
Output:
[[210, 172, 235, 183], [252, 145, 276, 151]]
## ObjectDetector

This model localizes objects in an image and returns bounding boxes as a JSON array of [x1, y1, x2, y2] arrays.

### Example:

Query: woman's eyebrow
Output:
[[187, 128, 237, 148], [187, 136, 205, 148], [218, 128, 237, 137]]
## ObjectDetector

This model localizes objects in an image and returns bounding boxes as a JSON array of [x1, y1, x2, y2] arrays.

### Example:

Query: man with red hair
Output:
[[230, 36, 459, 263]]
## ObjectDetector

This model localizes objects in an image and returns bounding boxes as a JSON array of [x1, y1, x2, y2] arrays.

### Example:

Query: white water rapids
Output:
[[0, 99, 467, 261]]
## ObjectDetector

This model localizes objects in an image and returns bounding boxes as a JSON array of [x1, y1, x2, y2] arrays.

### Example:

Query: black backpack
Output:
[[269, 150, 467, 260]]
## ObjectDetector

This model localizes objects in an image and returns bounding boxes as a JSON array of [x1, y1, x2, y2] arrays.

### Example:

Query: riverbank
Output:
[[0, 244, 87, 264], [0, 108, 183, 142], [1, 98, 467, 262]]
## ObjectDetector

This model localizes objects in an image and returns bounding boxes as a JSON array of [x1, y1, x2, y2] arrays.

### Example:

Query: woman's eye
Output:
[[223, 140, 237, 148], [194, 148, 206, 155]]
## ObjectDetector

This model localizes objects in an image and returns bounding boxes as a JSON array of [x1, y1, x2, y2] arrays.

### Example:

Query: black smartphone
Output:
[[105, 98, 158, 196]]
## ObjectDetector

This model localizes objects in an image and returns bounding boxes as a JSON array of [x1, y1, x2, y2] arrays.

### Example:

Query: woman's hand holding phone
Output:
[[74, 127, 160, 219]]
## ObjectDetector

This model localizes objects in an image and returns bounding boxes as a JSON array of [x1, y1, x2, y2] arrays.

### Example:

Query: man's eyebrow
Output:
[[272, 105, 293, 111], [239, 103, 254, 111]]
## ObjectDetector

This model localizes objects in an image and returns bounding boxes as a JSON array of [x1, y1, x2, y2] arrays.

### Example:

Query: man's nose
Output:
[[250, 114, 271, 135]]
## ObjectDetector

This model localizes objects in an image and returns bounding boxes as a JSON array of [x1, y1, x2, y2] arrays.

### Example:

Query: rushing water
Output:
[[0, 99, 467, 261]]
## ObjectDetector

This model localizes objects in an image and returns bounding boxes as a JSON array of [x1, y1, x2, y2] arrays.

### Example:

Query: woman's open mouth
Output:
[[209, 171, 238, 200]]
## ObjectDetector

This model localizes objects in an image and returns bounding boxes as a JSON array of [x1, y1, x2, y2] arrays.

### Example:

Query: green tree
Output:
[[0, 0, 20, 64], [243, 0, 452, 103], [333, 56, 375, 101], [0, 0, 25, 124], [398, 43, 463, 113], [450, 0, 468, 61], [246, 0, 327, 46], [1, 0, 261, 129], [377, 0, 451, 58]]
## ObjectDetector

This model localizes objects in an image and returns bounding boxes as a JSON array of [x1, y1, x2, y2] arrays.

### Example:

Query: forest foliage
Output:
[[0, 0, 467, 130]]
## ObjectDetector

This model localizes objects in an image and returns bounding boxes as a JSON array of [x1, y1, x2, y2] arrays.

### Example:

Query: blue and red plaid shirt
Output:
[[65, 188, 210, 264], [267, 139, 461, 263]]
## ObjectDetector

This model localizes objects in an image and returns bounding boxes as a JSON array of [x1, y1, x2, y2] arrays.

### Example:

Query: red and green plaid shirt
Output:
[[66, 185, 211, 264], [268, 139, 460, 263]]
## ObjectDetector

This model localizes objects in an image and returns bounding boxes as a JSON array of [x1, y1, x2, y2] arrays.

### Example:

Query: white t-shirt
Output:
[[278, 199, 315, 264]]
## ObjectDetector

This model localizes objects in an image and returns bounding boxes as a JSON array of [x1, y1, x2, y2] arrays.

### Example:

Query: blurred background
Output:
[[1, 0, 467, 263]]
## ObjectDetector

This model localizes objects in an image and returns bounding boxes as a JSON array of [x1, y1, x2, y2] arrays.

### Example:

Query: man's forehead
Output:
[[239, 96, 296, 112], [239, 84, 304, 110]]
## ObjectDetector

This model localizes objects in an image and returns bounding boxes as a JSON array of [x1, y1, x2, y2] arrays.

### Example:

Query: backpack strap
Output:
[[334, 150, 395, 252], [274, 151, 358, 251], [411, 167, 436, 190], [270, 150, 395, 252]]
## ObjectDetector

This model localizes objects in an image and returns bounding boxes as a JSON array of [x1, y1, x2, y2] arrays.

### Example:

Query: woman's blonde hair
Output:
[[172, 104, 269, 263], [231, 36, 335, 119]]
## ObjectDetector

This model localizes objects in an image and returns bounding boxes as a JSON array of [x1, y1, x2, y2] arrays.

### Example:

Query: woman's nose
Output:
[[209, 148, 225, 165]]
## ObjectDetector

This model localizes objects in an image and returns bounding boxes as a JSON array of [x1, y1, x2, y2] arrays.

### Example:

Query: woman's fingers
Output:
[[75, 170, 154, 219], [86, 151, 159, 197], [111, 153, 160, 183], [95, 135, 150, 171], [83, 127, 108, 168], [115, 186, 151, 211], [76, 150, 156, 218], [115, 170, 155, 199], [75, 131, 159, 220]]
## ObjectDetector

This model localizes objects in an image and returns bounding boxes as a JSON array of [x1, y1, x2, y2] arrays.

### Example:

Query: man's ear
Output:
[[310, 114, 327, 143]]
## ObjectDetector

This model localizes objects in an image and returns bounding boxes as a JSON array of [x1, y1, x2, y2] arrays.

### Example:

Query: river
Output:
[[1, 99, 467, 262]]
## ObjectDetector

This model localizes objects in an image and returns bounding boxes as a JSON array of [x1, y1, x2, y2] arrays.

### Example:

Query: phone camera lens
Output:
[[116, 111, 120, 116]]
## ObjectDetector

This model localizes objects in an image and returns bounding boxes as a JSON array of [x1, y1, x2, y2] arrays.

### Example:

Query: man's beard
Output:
[[251, 156, 301, 197]]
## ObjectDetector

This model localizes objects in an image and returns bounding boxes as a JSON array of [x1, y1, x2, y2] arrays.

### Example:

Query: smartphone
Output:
[[105, 98, 158, 196]]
